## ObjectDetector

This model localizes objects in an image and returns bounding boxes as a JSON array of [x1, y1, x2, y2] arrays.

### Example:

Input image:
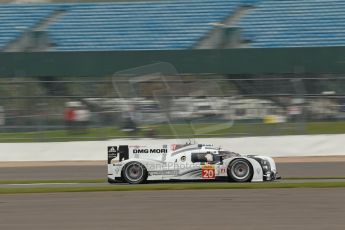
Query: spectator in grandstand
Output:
[[121, 108, 138, 135], [0, 106, 4, 126], [340, 100, 345, 112], [122, 115, 137, 134], [287, 104, 302, 122], [64, 101, 77, 133], [75, 104, 91, 134]]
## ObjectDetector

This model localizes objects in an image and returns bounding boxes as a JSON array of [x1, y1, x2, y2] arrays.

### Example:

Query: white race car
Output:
[[107, 143, 279, 184]]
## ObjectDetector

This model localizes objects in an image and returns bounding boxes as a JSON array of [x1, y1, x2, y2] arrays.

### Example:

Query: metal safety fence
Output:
[[0, 71, 345, 142]]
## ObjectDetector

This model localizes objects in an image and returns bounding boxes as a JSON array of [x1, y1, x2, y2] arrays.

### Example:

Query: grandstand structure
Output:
[[236, 0, 345, 48], [1, 0, 245, 51], [1, 0, 345, 139], [0, 4, 55, 50], [2, 0, 345, 51]]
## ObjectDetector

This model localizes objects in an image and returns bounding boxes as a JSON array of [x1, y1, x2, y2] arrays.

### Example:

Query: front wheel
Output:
[[227, 159, 253, 182], [122, 161, 148, 184]]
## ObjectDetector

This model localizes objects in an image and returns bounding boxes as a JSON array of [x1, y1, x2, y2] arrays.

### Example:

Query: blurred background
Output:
[[1, 0, 345, 142]]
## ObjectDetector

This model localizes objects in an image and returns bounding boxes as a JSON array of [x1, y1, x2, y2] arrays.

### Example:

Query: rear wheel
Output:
[[227, 159, 253, 182], [122, 161, 148, 184]]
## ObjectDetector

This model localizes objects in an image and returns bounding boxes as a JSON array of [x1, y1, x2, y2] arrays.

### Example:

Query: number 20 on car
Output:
[[202, 165, 215, 179]]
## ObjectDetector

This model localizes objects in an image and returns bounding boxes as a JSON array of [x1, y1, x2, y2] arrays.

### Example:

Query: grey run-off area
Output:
[[0, 189, 344, 230]]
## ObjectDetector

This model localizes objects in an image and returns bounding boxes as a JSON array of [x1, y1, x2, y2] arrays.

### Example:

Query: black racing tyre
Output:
[[227, 159, 253, 182], [121, 161, 148, 184], [108, 178, 116, 184]]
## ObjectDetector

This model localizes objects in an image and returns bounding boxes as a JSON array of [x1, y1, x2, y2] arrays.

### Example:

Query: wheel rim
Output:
[[231, 161, 250, 180], [125, 163, 144, 182]]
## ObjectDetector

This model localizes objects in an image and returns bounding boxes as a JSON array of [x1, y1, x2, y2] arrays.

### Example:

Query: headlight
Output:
[[253, 157, 271, 174], [260, 159, 270, 173]]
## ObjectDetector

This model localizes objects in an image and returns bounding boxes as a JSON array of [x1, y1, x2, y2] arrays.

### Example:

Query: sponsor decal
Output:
[[108, 146, 118, 162], [129, 145, 146, 149], [150, 170, 179, 176], [108, 146, 117, 153], [133, 148, 168, 154], [202, 165, 216, 179], [114, 167, 121, 174], [220, 167, 226, 174], [171, 144, 177, 151], [162, 144, 168, 149], [198, 144, 213, 147]]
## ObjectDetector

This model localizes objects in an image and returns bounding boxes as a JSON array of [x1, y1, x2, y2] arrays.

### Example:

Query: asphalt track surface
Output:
[[0, 162, 345, 230], [0, 188, 345, 230], [1, 162, 345, 181]]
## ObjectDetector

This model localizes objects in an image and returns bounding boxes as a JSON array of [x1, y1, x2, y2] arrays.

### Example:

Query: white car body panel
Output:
[[107, 143, 278, 183]]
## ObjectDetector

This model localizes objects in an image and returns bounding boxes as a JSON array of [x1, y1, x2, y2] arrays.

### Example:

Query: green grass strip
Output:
[[284, 176, 345, 180], [0, 179, 105, 185], [1, 182, 345, 194]]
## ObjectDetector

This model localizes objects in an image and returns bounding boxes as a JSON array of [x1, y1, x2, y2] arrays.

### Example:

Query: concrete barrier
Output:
[[0, 134, 344, 161]]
